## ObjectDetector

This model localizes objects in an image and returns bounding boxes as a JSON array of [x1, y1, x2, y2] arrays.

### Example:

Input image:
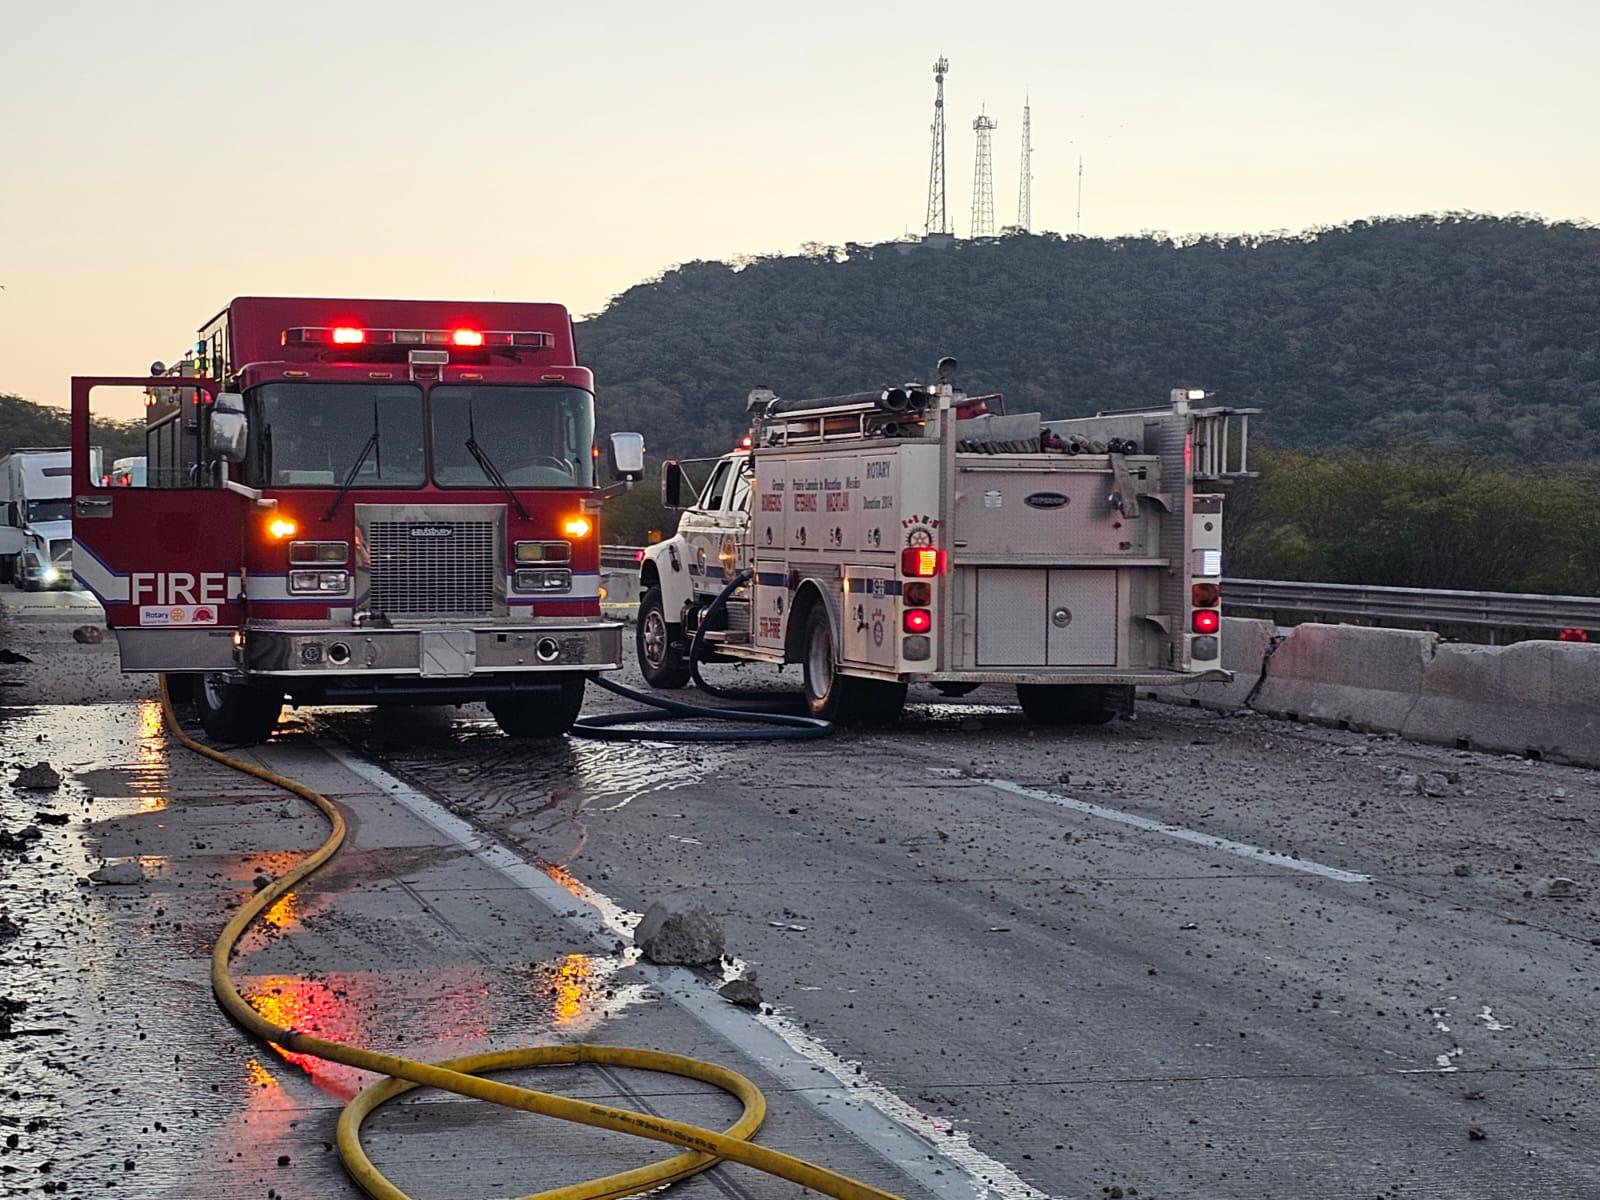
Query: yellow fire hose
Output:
[[159, 680, 905, 1200]]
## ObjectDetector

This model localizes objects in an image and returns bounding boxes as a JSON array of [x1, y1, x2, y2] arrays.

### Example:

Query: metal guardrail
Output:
[[600, 546, 1598, 636], [601, 544, 645, 569], [1222, 578, 1600, 634]]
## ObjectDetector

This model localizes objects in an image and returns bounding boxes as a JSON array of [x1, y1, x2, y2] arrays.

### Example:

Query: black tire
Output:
[[933, 682, 982, 698], [637, 585, 692, 689], [195, 673, 284, 743], [1015, 683, 1122, 727], [17, 560, 35, 592], [488, 675, 586, 738], [0, 556, 11, 585], [161, 672, 197, 705], [800, 605, 905, 724]]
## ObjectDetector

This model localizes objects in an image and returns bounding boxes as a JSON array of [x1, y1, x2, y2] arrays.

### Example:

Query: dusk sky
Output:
[[2, 0, 1594, 413]]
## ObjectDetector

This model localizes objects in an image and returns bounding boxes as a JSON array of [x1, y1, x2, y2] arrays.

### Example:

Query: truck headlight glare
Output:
[[514, 568, 573, 593], [288, 569, 349, 594]]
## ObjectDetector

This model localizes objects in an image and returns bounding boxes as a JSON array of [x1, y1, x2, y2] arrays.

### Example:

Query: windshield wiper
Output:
[[464, 397, 529, 519], [321, 399, 382, 522]]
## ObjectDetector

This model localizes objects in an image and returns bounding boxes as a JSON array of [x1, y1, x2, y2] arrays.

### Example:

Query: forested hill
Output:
[[577, 215, 1600, 462]]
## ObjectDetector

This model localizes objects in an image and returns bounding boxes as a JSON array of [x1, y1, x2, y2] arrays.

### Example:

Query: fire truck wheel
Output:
[[801, 605, 906, 723], [637, 586, 692, 689], [195, 674, 285, 744], [1015, 683, 1118, 727], [487, 676, 586, 739]]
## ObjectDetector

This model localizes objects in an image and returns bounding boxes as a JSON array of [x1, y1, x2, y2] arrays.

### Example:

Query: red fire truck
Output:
[[70, 297, 644, 742]]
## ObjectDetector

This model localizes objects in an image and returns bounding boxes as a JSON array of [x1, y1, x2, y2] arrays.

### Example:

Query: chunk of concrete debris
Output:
[[0, 648, 32, 664], [718, 977, 764, 1009], [0, 913, 21, 943], [1421, 772, 1455, 797], [89, 861, 147, 886], [1544, 877, 1578, 899], [13, 763, 62, 791], [72, 625, 104, 645], [634, 902, 725, 966]]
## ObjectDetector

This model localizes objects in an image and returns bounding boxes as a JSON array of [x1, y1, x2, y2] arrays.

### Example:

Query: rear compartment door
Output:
[[975, 568, 1118, 667], [71, 376, 245, 670]]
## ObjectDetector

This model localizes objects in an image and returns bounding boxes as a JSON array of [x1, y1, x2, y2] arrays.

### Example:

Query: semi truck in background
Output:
[[70, 296, 644, 743], [1, 447, 98, 590], [640, 366, 1255, 724]]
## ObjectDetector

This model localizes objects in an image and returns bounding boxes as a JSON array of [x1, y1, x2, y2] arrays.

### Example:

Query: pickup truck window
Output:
[[698, 460, 732, 511]]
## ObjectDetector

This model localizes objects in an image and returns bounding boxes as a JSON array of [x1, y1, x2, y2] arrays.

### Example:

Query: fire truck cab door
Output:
[[70, 376, 246, 672], [682, 456, 745, 594]]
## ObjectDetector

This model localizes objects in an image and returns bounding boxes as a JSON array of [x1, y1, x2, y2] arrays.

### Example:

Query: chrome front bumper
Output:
[[240, 621, 623, 677]]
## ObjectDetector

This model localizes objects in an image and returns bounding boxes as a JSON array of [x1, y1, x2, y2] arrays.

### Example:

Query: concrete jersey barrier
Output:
[[1180, 620, 1600, 768]]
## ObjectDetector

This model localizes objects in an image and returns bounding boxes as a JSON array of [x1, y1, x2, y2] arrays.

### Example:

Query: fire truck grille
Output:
[[367, 520, 499, 616]]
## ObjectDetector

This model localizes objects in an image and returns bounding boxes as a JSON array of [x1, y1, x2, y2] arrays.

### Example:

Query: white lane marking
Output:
[[328, 746, 1047, 1200], [978, 777, 1371, 884]]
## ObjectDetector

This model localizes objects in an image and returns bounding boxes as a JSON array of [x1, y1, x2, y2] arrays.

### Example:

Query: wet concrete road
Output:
[[3, 589, 1597, 1199]]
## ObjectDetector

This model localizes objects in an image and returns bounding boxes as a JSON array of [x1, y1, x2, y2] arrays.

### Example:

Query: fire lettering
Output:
[[130, 572, 228, 606]]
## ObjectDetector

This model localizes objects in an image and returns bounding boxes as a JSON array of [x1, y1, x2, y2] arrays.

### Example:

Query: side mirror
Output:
[[209, 392, 248, 463], [661, 460, 684, 509], [2, 501, 16, 527], [607, 431, 646, 482]]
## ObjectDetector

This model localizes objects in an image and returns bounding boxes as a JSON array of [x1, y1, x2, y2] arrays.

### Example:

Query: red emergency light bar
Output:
[[282, 327, 553, 350]]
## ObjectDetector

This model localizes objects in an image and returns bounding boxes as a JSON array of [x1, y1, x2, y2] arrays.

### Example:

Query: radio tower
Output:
[[924, 57, 950, 236], [970, 110, 997, 238], [1016, 96, 1032, 232]]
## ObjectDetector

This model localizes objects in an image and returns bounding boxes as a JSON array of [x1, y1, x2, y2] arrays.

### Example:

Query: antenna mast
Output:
[[970, 110, 997, 238], [924, 57, 950, 236], [1016, 96, 1032, 232], [1075, 155, 1084, 234]]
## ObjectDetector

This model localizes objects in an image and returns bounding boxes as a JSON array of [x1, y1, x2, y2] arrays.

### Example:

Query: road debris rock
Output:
[[34, 811, 70, 826], [71, 624, 104, 645], [718, 977, 764, 1009], [1, 825, 44, 851], [89, 860, 147, 885], [0, 647, 32, 663], [634, 901, 726, 965], [1544, 876, 1578, 898], [13, 762, 62, 791], [0, 912, 21, 943]]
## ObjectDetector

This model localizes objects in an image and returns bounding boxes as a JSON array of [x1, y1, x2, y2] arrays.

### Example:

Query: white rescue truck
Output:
[[1, 448, 89, 591], [638, 364, 1254, 724]]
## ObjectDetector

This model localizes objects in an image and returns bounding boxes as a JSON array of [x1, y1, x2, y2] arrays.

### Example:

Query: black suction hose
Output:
[[570, 570, 831, 742]]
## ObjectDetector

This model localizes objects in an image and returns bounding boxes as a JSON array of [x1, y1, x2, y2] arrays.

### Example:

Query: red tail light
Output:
[[451, 328, 484, 347], [331, 326, 366, 345], [903, 608, 933, 634], [900, 547, 944, 577], [1192, 608, 1221, 635]]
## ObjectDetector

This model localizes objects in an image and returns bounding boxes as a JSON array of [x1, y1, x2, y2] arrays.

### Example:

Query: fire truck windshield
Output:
[[244, 384, 426, 488], [430, 385, 595, 489]]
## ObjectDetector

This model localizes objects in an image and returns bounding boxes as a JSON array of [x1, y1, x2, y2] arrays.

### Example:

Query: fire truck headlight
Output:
[[515, 541, 573, 564], [289, 540, 349, 565], [514, 568, 573, 594], [289, 569, 349, 594]]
